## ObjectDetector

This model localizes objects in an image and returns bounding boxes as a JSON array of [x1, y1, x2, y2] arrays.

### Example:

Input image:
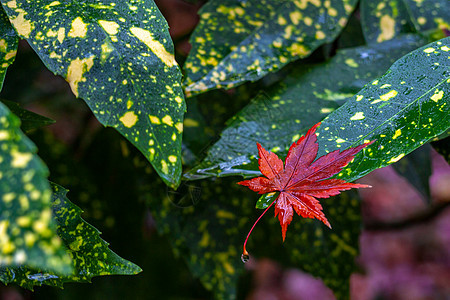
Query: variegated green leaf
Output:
[[316, 37, 450, 182], [0, 183, 142, 290], [143, 177, 361, 299], [360, 0, 413, 44], [184, 0, 358, 95], [1, 0, 185, 188], [185, 35, 426, 180], [0, 6, 18, 91], [0, 101, 72, 275], [361, 0, 449, 44], [1, 99, 54, 132], [403, 0, 450, 36]]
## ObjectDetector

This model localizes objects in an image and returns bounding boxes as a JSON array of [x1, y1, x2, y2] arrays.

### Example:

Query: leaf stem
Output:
[[243, 200, 276, 257]]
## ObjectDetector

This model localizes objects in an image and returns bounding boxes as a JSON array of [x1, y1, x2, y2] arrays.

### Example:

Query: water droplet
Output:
[[241, 253, 250, 263]]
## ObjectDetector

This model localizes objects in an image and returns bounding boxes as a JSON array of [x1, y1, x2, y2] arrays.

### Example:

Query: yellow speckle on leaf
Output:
[[161, 160, 169, 174], [372, 90, 398, 104], [303, 17, 313, 26], [130, 27, 176, 67], [175, 122, 183, 133], [161, 115, 173, 126], [356, 95, 364, 101], [423, 47, 435, 53], [380, 90, 398, 101], [430, 90, 444, 102], [100, 40, 114, 62], [16, 216, 31, 227], [377, 15, 395, 42], [392, 129, 401, 139], [57, 27, 65, 43], [4, 50, 16, 61], [350, 112, 365, 120], [387, 153, 405, 164], [119, 111, 138, 128], [2, 193, 14, 203], [417, 17, 426, 25], [66, 56, 94, 97], [336, 138, 346, 143], [99, 20, 119, 35], [320, 108, 333, 114], [315, 31, 325, 40], [345, 58, 358, 68], [199, 232, 210, 247], [216, 210, 234, 219], [6, 0, 16, 8], [68, 17, 88, 38], [0, 130, 9, 140], [11, 151, 32, 168], [10, 11, 34, 38], [149, 115, 160, 124], [441, 46, 450, 52], [126, 100, 133, 109], [289, 11, 302, 25], [168, 155, 177, 163], [288, 43, 308, 56]]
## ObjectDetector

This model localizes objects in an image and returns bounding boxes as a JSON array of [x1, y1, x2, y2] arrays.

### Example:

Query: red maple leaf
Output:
[[238, 122, 373, 258]]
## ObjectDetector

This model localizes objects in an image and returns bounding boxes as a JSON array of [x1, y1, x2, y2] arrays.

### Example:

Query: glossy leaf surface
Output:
[[0, 102, 71, 274], [316, 37, 450, 182], [1, 0, 185, 187], [185, 35, 427, 180], [360, 0, 413, 44], [184, 0, 358, 95], [256, 192, 278, 209], [0, 6, 18, 91], [403, 0, 450, 34], [361, 0, 449, 44], [0, 183, 142, 289]]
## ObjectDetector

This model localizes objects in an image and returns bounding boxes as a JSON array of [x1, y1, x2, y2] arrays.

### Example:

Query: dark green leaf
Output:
[[184, 0, 358, 95], [143, 177, 361, 299], [0, 183, 142, 290], [1, 99, 54, 132], [392, 144, 432, 202], [255, 192, 278, 209], [316, 37, 450, 182], [185, 35, 427, 180], [0, 101, 71, 275], [403, 0, 450, 37], [1, 0, 186, 188], [0, 5, 18, 91], [360, 0, 414, 44]]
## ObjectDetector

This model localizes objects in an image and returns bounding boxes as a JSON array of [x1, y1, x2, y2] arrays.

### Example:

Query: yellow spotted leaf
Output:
[[0, 101, 72, 275], [184, 0, 358, 95], [0, 0, 186, 188], [0, 183, 142, 289], [316, 37, 450, 182], [143, 176, 361, 299], [0, 6, 18, 91], [185, 35, 427, 180], [361, 0, 449, 44]]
